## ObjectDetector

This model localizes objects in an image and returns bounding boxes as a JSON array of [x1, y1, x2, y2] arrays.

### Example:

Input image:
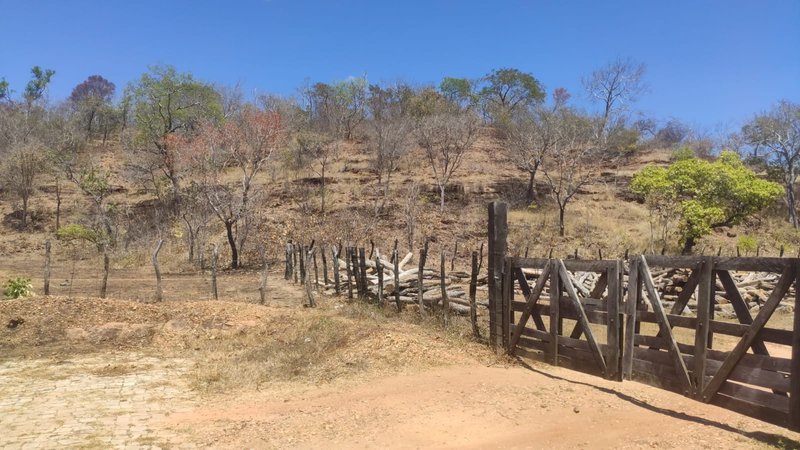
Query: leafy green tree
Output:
[[478, 68, 545, 124], [23, 66, 55, 107], [631, 151, 782, 253], [0, 78, 10, 103], [439, 77, 476, 110], [125, 65, 222, 201]]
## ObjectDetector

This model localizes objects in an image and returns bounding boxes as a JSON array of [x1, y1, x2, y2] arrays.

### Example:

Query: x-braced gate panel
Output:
[[504, 257, 623, 380]]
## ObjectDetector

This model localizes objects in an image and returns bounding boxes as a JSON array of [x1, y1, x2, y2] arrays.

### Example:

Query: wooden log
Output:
[[398, 252, 413, 272], [44, 240, 51, 296], [153, 239, 164, 302], [470, 250, 480, 339], [258, 244, 268, 304], [211, 243, 219, 300]]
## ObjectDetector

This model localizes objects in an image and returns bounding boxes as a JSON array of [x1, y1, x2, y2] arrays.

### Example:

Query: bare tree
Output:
[[415, 111, 480, 212], [541, 110, 602, 236], [504, 106, 558, 205], [190, 106, 283, 268], [1, 143, 46, 228], [292, 131, 337, 213], [583, 58, 647, 142], [742, 100, 800, 227]]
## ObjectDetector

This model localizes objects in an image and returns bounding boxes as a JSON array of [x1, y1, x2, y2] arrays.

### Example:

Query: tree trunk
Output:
[[526, 170, 536, 205], [225, 221, 239, 269], [259, 244, 268, 305], [44, 240, 51, 296], [786, 176, 799, 228], [21, 196, 28, 229], [558, 205, 566, 237], [439, 184, 446, 212], [682, 236, 696, 255], [320, 164, 326, 214], [211, 244, 219, 300], [55, 179, 61, 232]]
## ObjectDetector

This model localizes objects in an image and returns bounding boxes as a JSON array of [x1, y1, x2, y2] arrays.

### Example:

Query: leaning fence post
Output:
[[305, 243, 317, 307], [488, 202, 508, 350], [153, 239, 164, 302], [211, 243, 219, 300], [44, 239, 51, 296], [358, 247, 368, 300], [376, 256, 384, 307], [393, 249, 401, 312], [417, 239, 429, 315], [469, 250, 481, 339]]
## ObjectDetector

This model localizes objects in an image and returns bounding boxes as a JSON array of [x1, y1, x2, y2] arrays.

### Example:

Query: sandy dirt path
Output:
[[169, 361, 800, 449]]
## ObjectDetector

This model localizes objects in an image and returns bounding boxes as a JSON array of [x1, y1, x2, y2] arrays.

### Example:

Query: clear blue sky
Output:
[[1, 0, 798, 131]]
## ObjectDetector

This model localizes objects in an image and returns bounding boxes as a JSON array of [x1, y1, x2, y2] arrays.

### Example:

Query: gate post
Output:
[[488, 202, 508, 351], [790, 259, 800, 430], [694, 256, 714, 399]]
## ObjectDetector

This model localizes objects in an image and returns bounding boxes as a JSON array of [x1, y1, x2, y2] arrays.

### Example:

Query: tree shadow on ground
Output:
[[516, 358, 800, 450]]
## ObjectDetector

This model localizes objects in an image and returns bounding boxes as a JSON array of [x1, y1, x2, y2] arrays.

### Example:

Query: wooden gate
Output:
[[488, 201, 800, 430], [625, 255, 800, 428], [504, 257, 623, 380]]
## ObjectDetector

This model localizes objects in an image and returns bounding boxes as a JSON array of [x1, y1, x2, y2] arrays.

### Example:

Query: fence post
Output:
[[44, 240, 51, 296], [393, 249, 401, 312], [790, 259, 800, 430], [469, 250, 481, 339], [211, 244, 219, 300], [694, 256, 714, 398], [332, 246, 341, 295], [623, 256, 640, 380], [488, 202, 508, 351], [153, 239, 164, 302]]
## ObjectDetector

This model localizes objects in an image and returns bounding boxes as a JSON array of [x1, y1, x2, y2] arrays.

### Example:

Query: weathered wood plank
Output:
[[701, 266, 795, 402], [694, 256, 712, 398], [511, 264, 550, 347], [550, 261, 560, 365], [558, 260, 607, 375], [790, 260, 800, 430], [641, 256, 694, 395], [714, 257, 792, 273], [623, 257, 640, 380]]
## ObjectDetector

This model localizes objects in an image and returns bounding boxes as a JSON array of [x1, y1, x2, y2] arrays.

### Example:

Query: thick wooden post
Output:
[[694, 256, 713, 398], [293, 244, 299, 284], [376, 256, 384, 307], [441, 251, 449, 326], [418, 240, 428, 315], [285, 240, 293, 280], [549, 260, 560, 365], [488, 202, 508, 350], [305, 245, 317, 307], [44, 240, 51, 296], [469, 250, 480, 339], [211, 244, 219, 300], [299, 245, 306, 284], [153, 239, 164, 302], [333, 246, 341, 294], [606, 261, 622, 380], [346, 247, 354, 300], [358, 247, 368, 300], [790, 259, 800, 430], [322, 245, 329, 287], [623, 256, 640, 379]]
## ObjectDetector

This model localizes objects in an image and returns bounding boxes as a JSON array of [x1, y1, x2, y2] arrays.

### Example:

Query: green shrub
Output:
[[4, 277, 33, 299], [737, 235, 758, 256]]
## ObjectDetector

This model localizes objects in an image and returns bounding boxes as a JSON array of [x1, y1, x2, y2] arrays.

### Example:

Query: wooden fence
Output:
[[487, 201, 800, 431]]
